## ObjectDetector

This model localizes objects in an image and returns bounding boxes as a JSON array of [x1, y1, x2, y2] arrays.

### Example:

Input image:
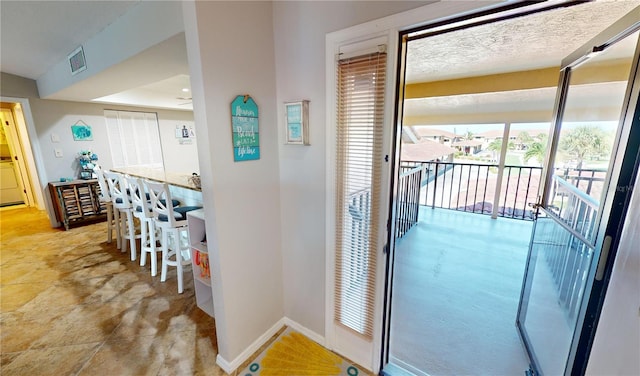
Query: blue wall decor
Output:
[[231, 95, 260, 162], [71, 120, 93, 141]]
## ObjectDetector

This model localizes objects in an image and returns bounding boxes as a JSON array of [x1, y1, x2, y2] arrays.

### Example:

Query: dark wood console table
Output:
[[48, 179, 106, 230]]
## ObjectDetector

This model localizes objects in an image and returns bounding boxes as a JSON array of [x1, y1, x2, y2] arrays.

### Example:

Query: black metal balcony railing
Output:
[[395, 165, 423, 238], [400, 160, 543, 221]]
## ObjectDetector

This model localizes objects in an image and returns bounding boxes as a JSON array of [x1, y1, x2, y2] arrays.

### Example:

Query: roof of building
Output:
[[411, 126, 457, 139], [401, 140, 457, 162]]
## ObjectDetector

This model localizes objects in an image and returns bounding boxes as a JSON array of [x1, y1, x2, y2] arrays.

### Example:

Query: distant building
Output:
[[401, 139, 456, 162]]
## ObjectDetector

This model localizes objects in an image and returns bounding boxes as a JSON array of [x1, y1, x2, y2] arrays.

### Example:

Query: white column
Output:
[[492, 123, 510, 219]]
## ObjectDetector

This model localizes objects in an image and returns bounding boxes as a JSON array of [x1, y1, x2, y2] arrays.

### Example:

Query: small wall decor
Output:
[[76, 150, 98, 179], [71, 120, 93, 141], [285, 100, 309, 145], [176, 124, 196, 145], [231, 94, 260, 162]]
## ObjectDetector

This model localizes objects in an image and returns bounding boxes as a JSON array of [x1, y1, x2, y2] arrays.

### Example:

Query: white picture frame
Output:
[[284, 100, 309, 145]]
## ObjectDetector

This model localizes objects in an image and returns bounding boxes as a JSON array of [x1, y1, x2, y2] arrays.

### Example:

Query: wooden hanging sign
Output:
[[231, 95, 260, 162]]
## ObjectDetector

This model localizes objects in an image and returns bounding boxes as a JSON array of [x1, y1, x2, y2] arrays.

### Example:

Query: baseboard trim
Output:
[[215, 317, 286, 374], [283, 316, 326, 346]]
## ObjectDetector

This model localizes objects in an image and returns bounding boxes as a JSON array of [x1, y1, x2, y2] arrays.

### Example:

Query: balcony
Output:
[[389, 206, 533, 375], [389, 161, 604, 375]]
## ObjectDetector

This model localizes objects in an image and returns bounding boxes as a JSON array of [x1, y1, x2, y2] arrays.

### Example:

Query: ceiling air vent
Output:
[[68, 46, 87, 75]]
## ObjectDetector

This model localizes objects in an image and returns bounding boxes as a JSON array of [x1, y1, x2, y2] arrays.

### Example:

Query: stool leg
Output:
[[106, 204, 113, 243], [160, 228, 170, 282], [149, 222, 158, 277], [177, 249, 184, 294], [114, 208, 122, 250], [125, 211, 137, 261], [139, 218, 149, 267]]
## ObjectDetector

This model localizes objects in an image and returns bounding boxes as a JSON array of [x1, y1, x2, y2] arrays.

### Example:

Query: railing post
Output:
[[492, 122, 511, 219], [432, 162, 438, 209]]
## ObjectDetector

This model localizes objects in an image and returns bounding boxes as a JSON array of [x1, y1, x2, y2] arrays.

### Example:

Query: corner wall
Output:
[[272, 0, 434, 340], [183, 0, 284, 367]]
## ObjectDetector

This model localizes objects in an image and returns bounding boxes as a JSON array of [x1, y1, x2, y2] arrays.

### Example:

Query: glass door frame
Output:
[[379, 1, 592, 374], [516, 8, 640, 376]]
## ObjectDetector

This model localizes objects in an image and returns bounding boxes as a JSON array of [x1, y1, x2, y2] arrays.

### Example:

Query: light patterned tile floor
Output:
[[0, 208, 226, 376]]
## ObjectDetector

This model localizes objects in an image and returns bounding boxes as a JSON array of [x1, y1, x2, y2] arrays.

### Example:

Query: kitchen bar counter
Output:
[[111, 166, 201, 192]]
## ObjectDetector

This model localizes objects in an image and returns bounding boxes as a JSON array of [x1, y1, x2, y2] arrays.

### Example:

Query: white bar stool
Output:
[[93, 166, 116, 245], [124, 176, 159, 275], [145, 180, 201, 293], [104, 170, 140, 261]]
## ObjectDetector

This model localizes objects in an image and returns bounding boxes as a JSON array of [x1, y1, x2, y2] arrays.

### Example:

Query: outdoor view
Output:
[[399, 121, 616, 221]]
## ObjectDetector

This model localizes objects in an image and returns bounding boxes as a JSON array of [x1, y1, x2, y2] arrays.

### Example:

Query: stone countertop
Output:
[[111, 167, 201, 191]]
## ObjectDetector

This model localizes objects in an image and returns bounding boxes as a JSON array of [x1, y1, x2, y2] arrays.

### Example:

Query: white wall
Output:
[[586, 171, 640, 375], [29, 99, 195, 182], [157, 114, 199, 175], [273, 0, 433, 340], [183, 0, 284, 368]]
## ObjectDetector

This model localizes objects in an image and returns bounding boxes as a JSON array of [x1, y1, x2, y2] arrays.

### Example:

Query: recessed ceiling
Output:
[[93, 74, 192, 111]]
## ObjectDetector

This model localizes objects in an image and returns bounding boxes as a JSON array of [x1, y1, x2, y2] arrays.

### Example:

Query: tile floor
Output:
[[0, 207, 225, 375]]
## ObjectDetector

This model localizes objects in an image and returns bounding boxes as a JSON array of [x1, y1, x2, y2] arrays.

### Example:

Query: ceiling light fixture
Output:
[[182, 88, 190, 92]]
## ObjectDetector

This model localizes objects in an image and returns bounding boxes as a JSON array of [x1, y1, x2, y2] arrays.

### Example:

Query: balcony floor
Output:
[[389, 206, 533, 376]]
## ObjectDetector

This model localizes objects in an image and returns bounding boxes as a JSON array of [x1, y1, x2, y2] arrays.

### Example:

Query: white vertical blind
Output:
[[335, 49, 386, 339], [104, 110, 164, 169]]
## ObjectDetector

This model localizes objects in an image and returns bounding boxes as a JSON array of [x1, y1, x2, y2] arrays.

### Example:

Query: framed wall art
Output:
[[71, 120, 93, 141], [284, 100, 309, 145]]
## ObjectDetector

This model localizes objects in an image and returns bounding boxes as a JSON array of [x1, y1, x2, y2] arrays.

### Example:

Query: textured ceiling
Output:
[[405, 1, 640, 84], [403, 1, 640, 125]]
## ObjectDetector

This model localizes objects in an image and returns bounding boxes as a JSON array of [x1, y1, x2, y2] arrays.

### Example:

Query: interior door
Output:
[[0, 108, 28, 206], [516, 9, 640, 376]]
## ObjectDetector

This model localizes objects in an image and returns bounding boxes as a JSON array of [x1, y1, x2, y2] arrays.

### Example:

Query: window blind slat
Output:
[[334, 50, 386, 339], [105, 110, 163, 169]]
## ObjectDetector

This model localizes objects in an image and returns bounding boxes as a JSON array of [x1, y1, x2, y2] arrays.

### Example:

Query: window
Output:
[[334, 47, 386, 338], [104, 110, 164, 169]]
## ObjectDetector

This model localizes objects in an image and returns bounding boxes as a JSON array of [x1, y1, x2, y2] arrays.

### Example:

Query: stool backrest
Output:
[[144, 180, 182, 227], [93, 165, 111, 202], [124, 176, 152, 218], [103, 170, 131, 209]]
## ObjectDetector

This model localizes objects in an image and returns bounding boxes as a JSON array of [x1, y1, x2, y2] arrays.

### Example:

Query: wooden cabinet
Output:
[[48, 179, 106, 230], [187, 209, 215, 317]]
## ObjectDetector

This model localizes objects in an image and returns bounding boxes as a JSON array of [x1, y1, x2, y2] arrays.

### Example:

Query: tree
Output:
[[516, 131, 533, 150], [559, 125, 608, 169], [486, 138, 514, 161], [487, 138, 503, 154], [464, 130, 474, 140], [523, 134, 547, 165]]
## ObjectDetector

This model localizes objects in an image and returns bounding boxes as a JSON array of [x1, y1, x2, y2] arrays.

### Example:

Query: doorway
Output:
[[383, 2, 639, 375], [0, 102, 43, 210], [1, 106, 29, 207]]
